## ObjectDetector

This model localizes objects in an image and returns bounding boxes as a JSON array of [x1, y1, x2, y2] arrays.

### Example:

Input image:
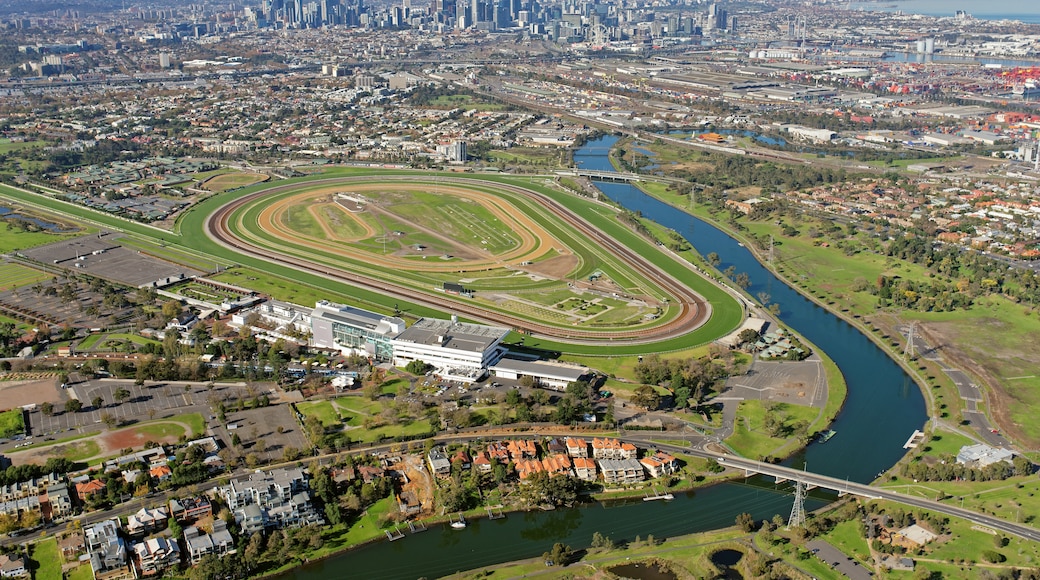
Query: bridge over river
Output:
[[660, 445, 1040, 542]]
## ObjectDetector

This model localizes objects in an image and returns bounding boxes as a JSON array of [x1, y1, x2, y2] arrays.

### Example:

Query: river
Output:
[[279, 136, 927, 579]]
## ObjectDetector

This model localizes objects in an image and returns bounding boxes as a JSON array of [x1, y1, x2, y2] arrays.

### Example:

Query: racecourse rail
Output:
[[205, 175, 718, 345]]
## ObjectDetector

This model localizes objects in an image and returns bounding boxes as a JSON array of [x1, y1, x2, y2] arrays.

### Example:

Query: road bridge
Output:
[[558, 169, 687, 184], [700, 453, 1040, 542]]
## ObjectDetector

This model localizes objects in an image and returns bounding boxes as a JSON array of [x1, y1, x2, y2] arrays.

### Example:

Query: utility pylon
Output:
[[787, 480, 806, 530], [904, 322, 917, 359]]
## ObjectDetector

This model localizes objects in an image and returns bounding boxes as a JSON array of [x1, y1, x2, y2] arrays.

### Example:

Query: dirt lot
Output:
[[216, 405, 311, 464], [0, 378, 63, 410]]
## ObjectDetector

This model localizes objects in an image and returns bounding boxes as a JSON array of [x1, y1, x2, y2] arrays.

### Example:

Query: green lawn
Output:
[[824, 519, 872, 564], [76, 333, 104, 350], [0, 408, 25, 438], [28, 536, 61, 580], [725, 400, 818, 460], [133, 421, 191, 440], [0, 220, 76, 253], [0, 139, 48, 154], [168, 412, 206, 437], [297, 401, 341, 427], [66, 563, 94, 580], [60, 439, 101, 462], [915, 428, 976, 459], [0, 262, 51, 292]]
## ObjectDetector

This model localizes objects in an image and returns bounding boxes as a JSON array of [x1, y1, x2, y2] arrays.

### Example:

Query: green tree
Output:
[[543, 543, 572, 566], [64, 399, 82, 413], [92, 396, 104, 410], [161, 300, 183, 322], [40, 402, 53, 416], [631, 385, 660, 411], [114, 387, 131, 404], [736, 512, 756, 532]]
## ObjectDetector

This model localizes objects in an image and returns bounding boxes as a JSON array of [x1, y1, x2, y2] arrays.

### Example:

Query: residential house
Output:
[[396, 491, 421, 516], [639, 452, 679, 478], [472, 452, 494, 473], [184, 520, 235, 564], [75, 479, 107, 503], [85, 519, 131, 580], [427, 449, 451, 477], [126, 507, 168, 536], [0, 554, 26, 578], [168, 496, 212, 523], [598, 459, 645, 485], [218, 467, 322, 532], [573, 457, 597, 481], [565, 438, 589, 458], [545, 438, 567, 456], [486, 441, 510, 463], [451, 449, 471, 470], [516, 458, 544, 481], [541, 454, 573, 478], [149, 465, 173, 484], [591, 438, 637, 460], [44, 482, 73, 521], [58, 531, 85, 562], [132, 536, 179, 576], [357, 465, 385, 484], [506, 440, 538, 461]]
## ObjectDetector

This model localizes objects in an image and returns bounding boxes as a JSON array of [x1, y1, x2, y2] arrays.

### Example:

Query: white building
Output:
[[489, 358, 589, 390], [956, 444, 1014, 468], [391, 316, 509, 382], [132, 537, 179, 576], [310, 301, 405, 361]]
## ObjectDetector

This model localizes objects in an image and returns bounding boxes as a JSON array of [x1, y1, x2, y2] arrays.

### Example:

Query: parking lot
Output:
[[214, 405, 311, 464], [28, 379, 255, 438]]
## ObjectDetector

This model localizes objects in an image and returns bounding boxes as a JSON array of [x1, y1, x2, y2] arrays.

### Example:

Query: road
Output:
[[899, 325, 1010, 448], [699, 453, 1040, 542], [6, 427, 1038, 551]]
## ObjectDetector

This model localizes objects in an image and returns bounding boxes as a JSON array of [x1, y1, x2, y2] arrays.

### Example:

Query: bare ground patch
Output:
[[525, 253, 578, 279]]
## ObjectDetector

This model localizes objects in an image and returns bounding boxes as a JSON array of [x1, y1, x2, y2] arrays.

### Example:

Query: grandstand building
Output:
[[310, 301, 405, 361]]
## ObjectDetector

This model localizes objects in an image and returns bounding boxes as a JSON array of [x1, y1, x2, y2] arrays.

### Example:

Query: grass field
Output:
[[0, 408, 24, 438], [60, 439, 101, 461], [29, 537, 61, 580], [0, 262, 51, 292], [0, 139, 48, 154], [725, 400, 818, 460], [297, 401, 341, 427], [0, 220, 75, 253]]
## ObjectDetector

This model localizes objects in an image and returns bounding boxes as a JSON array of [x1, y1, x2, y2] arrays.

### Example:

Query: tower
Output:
[[787, 480, 806, 529]]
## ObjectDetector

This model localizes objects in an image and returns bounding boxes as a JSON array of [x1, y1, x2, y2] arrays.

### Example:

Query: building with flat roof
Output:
[[956, 444, 1014, 468], [391, 316, 509, 382], [311, 300, 405, 361], [489, 358, 589, 389]]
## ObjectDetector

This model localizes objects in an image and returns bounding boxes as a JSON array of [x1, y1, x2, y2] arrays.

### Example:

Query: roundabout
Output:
[[202, 173, 740, 346]]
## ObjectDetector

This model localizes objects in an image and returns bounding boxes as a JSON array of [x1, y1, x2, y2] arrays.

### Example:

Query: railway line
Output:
[[205, 175, 723, 345]]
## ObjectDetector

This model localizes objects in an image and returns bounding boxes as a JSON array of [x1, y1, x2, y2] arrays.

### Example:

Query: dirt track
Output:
[[206, 175, 715, 345]]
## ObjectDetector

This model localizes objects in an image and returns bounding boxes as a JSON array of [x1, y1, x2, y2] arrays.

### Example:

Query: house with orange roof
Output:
[[506, 440, 538, 461], [541, 455, 573, 478], [591, 438, 637, 460], [75, 479, 106, 502], [150, 465, 173, 483], [565, 438, 588, 458], [639, 452, 679, 478], [516, 459, 544, 480], [573, 457, 597, 481], [472, 452, 494, 473]]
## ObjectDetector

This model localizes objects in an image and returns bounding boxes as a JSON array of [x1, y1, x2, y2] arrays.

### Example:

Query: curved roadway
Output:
[[205, 175, 717, 345]]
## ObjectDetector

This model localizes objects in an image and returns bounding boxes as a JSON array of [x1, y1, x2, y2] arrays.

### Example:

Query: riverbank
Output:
[[617, 173, 934, 451]]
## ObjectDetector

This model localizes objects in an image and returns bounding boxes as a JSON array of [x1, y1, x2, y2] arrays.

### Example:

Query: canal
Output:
[[281, 136, 927, 579]]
